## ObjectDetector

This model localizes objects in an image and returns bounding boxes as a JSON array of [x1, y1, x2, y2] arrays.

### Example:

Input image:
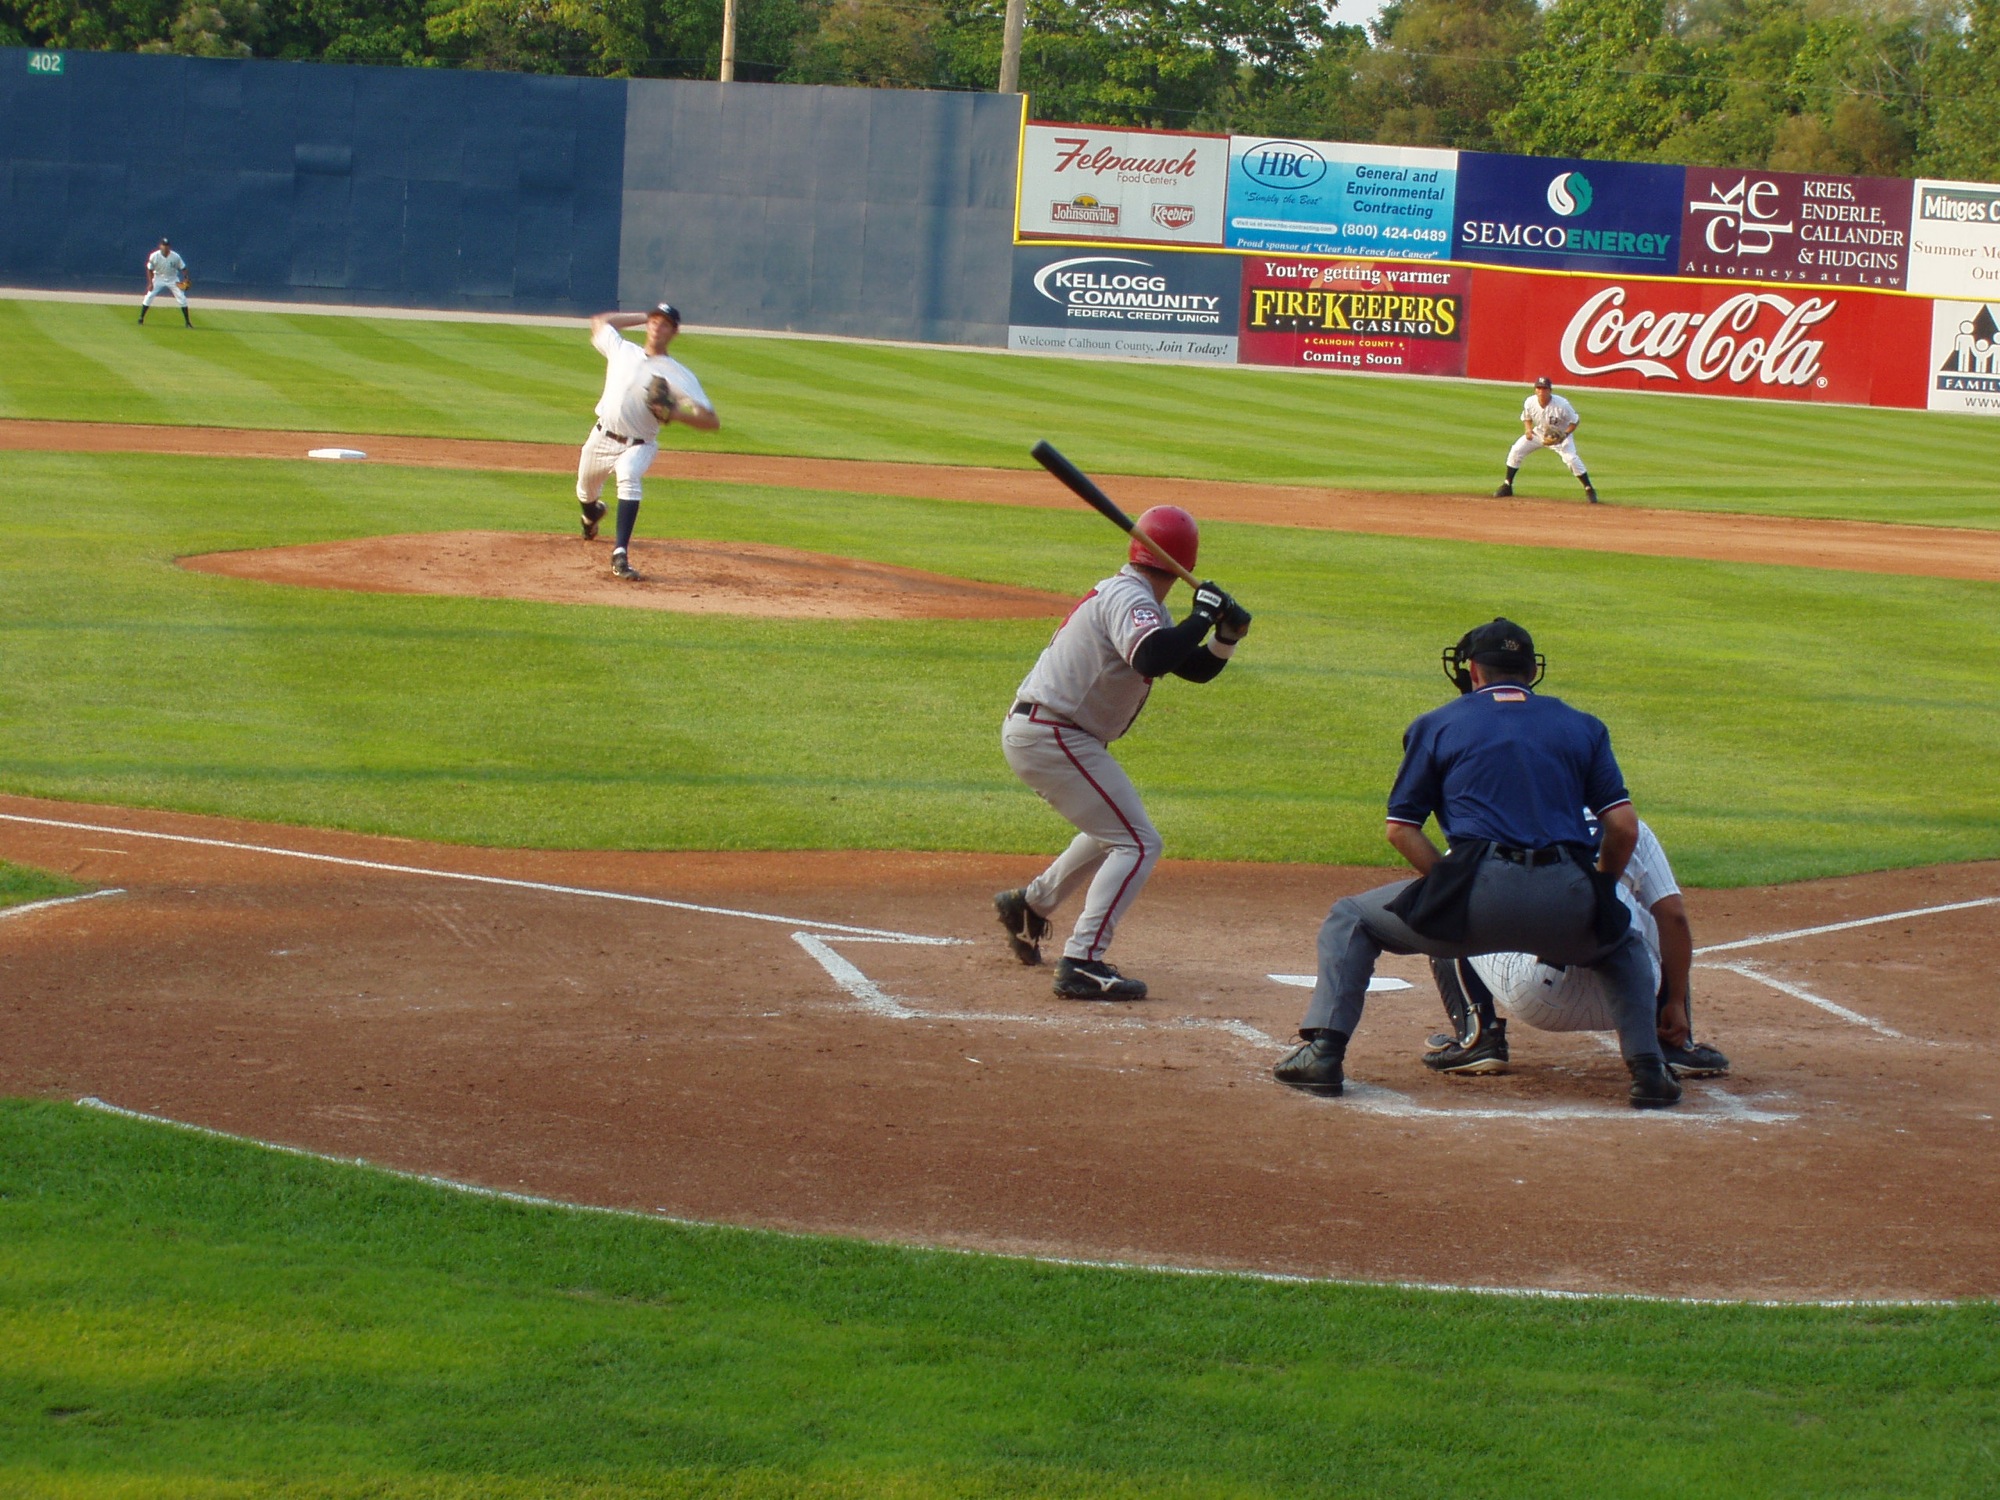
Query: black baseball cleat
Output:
[[1585, 486, 1601, 504], [1662, 1039, 1729, 1077], [993, 888, 1050, 966], [1628, 1055, 1683, 1109], [1052, 957, 1146, 1000], [580, 499, 607, 540], [1423, 1018, 1509, 1074], [1493, 483, 1513, 498], [610, 548, 638, 580], [1274, 1034, 1346, 1097]]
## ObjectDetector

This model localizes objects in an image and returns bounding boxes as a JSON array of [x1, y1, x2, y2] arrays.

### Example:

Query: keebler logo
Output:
[[1547, 172, 1593, 217]]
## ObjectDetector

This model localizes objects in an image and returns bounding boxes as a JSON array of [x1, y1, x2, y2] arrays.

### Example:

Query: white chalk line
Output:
[[0, 888, 123, 922], [1339, 1077, 1796, 1125], [72, 1096, 1944, 1307], [1696, 894, 2000, 955], [0, 811, 951, 945], [1700, 959, 1909, 1040], [1268, 973, 1413, 992]]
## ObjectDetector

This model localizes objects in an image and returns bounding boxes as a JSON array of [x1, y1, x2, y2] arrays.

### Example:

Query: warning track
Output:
[[6, 418, 1997, 582]]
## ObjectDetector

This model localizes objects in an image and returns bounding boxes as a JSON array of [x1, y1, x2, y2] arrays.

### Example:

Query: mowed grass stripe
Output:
[[1, 1099, 1994, 1499], [0, 450, 1994, 884], [3, 299, 1996, 527]]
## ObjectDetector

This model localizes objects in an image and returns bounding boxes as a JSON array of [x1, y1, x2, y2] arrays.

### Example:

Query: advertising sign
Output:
[[1238, 258, 1468, 375], [1926, 300, 2000, 413], [1223, 140, 1456, 258], [1679, 168, 1913, 288], [1908, 179, 2000, 298], [1465, 267, 1928, 408], [1008, 245, 1241, 363], [1453, 152, 1683, 275], [1017, 123, 1229, 246]]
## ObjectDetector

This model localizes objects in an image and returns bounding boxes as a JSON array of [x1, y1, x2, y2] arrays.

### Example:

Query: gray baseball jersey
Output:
[[1015, 565, 1169, 742]]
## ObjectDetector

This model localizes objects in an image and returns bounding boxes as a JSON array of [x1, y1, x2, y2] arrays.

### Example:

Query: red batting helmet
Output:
[[1129, 505, 1198, 573]]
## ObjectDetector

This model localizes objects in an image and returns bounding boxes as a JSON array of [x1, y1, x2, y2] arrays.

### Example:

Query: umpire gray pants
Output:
[[1302, 854, 1663, 1062]]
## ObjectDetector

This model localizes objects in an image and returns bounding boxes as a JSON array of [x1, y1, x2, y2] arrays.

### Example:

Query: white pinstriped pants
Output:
[[141, 277, 187, 309], [1002, 711, 1160, 963], [1506, 432, 1587, 477], [576, 424, 659, 504]]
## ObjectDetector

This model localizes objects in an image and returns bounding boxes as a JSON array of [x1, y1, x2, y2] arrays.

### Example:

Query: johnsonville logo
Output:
[[1248, 287, 1461, 337], [1051, 195, 1120, 226]]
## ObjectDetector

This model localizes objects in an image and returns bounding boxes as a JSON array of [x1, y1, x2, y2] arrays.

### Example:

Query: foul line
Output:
[[1696, 895, 2000, 956], [1699, 959, 1907, 1039], [72, 1097, 1953, 1308], [0, 811, 952, 945], [0, 888, 123, 922]]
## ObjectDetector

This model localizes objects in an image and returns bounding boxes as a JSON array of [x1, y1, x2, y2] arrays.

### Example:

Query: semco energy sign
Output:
[[1008, 246, 1241, 362], [1453, 152, 1683, 275]]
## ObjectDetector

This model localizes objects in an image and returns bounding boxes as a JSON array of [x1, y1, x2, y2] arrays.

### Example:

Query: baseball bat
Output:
[[1030, 441, 1198, 587]]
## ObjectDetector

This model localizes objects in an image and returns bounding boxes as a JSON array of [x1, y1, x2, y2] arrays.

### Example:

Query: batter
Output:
[[138, 238, 190, 327], [994, 507, 1251, 1000], [576, 303, 719, 580], [1424, 818, 1731, 1076], [1495, 376, 1597, 503]]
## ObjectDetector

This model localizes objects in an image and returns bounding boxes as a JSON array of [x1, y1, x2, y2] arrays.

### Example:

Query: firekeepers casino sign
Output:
[[1465, 268, 1930, 407], [1679, 169, 1914, 288], [1016, 124, 1228, 247], [1238, 259, 1469, 375]]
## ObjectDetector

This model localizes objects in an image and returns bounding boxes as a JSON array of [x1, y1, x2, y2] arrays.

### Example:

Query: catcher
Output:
[[139, 237, 191, 327], [575, 302, 719, 580], [1494, 376, 1597, 503]]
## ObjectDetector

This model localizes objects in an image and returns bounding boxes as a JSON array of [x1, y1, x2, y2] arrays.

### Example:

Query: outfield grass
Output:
[[1, 451, 1995, 884], [0, 861, 85, 909], [3, 298, 1996, 529], [2, 1099, 1992, 1499]]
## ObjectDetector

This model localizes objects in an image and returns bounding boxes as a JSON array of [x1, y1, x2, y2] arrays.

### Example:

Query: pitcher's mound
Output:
[[181, 531, 1073, 620]]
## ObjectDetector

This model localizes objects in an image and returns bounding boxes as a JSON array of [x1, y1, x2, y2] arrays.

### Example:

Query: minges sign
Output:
[[1017, 123, 1229, 247], [1908, 180, 2000, 299]]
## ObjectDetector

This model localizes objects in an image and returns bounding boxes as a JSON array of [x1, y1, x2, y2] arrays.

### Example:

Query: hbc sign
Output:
[[1679, 169, 1913, 288], [1018, 124, 1228, 246], [1224, 140, 1456, 259], [1465, 268, 1928, 407]]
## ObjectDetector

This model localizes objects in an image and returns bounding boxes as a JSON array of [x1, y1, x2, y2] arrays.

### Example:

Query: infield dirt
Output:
[[4, 796, 1994, 1302]]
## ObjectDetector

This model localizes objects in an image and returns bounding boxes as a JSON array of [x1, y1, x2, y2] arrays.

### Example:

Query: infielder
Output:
[[1495, 376, 1596, 503], [577, 303, 718, 580], [1423, 816, 1730, 1077], [994, 508, 1250, 1000], [139, 237, 190, 327]]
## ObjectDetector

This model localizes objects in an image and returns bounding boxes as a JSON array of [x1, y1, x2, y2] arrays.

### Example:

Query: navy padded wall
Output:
[[0, 47, 627, 313]]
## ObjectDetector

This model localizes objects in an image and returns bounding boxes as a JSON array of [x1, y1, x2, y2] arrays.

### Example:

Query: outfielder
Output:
[[576, 303, 718, 580], [1423, 816, 1730, 1077], [1495, 376, 1596, 503], [139, 237, 190, 327], [994, 508, 1250, 1000]]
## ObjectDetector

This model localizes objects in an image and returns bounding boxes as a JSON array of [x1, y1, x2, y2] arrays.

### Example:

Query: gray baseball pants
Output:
[[1001, 714, 1159, 962], [1302, 853, 1662, 1061]]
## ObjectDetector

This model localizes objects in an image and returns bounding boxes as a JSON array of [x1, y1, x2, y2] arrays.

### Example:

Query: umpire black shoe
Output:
[[1662, 1039, 1729, 1077], [1274, 1033, 1346, 1097], [580, 499, 607, 540], [1628, 1055, 1683, 1109], [1052, 957, 1146, 1000], [610, 548, 638, 580], [1424, 1018, 1509, 1075], [994, 888, 1050, 966]]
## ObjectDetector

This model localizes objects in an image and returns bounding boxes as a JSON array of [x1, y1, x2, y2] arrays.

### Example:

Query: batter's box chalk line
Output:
[[0, 888, 123, 922]]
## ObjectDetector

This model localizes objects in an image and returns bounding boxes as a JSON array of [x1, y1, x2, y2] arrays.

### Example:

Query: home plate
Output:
[[306, 447, 368, 460], [1268, 974, 1412, 991]]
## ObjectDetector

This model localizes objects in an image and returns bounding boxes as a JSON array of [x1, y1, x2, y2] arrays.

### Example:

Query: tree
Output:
[[1351, 0, 1537, 147], [1923, 0, 2000, 177], [1496, 0, 1693, 157]]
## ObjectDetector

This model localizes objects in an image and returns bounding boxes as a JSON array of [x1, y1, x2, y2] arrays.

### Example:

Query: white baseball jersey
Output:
[[1522, 392, 1579, 440], [1471, 820, 1679, 1030], [147, 250, 185, 285], [1015, 565, 1169, 743], [591, 323, 708, 443]]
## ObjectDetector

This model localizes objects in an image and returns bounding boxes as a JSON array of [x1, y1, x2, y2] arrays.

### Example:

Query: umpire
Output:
[[1275, 619, 1681, 1109]]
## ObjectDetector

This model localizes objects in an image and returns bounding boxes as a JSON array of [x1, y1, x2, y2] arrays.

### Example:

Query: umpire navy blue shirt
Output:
[[1386, 684, 1630, 850]]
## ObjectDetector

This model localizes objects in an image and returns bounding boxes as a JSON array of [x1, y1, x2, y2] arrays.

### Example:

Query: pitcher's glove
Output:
[[644, 375, 680, 424], [1216, 599, 1252, 643]]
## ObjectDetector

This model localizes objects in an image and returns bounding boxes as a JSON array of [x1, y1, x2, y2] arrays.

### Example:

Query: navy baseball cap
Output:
[[1462, 617, 1535, 669], [649, 302, 681, 323], [1532, 375, 1553, 389]]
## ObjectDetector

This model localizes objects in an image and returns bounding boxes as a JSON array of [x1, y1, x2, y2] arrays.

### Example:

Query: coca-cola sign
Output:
[[1466, 268, 1928, 407], [1679, 168, 1913, 289], [1019, 124, 1228, 246]]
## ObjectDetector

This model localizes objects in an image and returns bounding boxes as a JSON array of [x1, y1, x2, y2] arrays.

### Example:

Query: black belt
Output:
[[1490, 844, 1565, 867], [595, 423, 640, 446], [1010, 700, 1034, 717], [1009, 701, 1077, 728]]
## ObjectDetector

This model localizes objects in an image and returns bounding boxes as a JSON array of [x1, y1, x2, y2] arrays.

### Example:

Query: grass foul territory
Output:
[[2, 298, 1996, 529], [2, 1099, 1995, 1499], [0, 860, 86, 909], [0, 452, 1995, 885]]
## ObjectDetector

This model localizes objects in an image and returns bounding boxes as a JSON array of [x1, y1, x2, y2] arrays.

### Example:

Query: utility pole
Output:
[[720, 0, 738, 81], [998, 0, 1025, 93]]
